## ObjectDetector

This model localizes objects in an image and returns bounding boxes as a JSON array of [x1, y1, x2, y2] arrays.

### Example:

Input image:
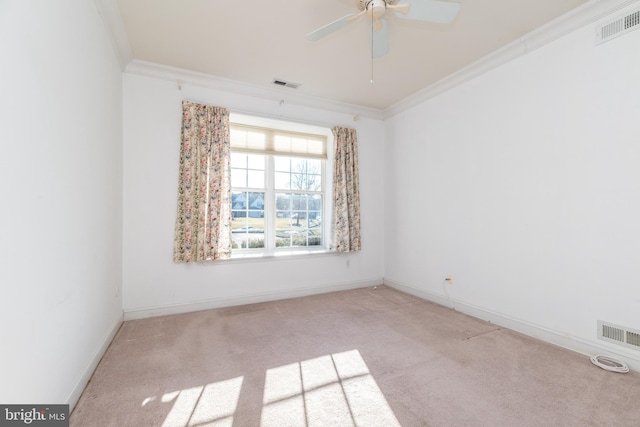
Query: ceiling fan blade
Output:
[[395, 0, 460, 24], [372, 18, 389, 58], [306, 14, 357, 41], [346, 10, 367, 24], [387, 3, 410, 15]]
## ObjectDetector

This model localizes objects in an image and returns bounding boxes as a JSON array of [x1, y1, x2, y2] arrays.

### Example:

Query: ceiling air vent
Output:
[[595, 7, 640, 45], [598, 320, 640, 351], [272, 79, 300, 89]]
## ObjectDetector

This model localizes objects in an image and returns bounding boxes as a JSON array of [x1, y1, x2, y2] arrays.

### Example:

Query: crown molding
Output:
[[94, 0, 133, 70], [124, 60, 385, 121], [383, 0, 639, 119]]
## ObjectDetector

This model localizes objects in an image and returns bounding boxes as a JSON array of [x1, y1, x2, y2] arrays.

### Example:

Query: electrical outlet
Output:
[[346, 259, 351, 269], [445, 275, 454, 284]]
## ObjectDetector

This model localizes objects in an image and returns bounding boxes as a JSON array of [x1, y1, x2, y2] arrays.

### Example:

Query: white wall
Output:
[[385, 6, 640, 366], [0, 1, 123, 406], [122, 72, 385, 318]]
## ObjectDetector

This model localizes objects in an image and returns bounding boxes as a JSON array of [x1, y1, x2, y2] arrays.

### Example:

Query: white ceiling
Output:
[[116, 0, 591, 111]]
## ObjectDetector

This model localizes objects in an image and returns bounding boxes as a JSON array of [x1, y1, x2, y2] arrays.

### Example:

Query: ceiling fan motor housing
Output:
[[358, 0, 400, 18], [357, 0, 401, 9]]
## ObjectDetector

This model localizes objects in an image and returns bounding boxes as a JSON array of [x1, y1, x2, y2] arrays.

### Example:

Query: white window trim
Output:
[[229, 113, 334, 259]]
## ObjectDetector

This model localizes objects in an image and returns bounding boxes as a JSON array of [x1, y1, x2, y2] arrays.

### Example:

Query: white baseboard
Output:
[[66, 312, 124, 412], [384, 278, 640, 373], [123, 277, 383, 321]]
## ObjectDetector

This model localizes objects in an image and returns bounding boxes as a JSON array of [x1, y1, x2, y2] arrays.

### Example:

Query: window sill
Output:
[[203, 247, 338, 265]]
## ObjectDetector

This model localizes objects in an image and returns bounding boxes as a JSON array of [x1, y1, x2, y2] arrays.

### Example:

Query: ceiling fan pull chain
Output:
[[371, 7, 374, 84]]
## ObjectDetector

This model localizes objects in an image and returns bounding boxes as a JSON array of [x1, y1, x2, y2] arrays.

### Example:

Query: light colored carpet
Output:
[[71, 286, 640, 426]]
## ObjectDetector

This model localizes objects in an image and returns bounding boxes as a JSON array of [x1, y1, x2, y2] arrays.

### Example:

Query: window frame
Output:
[[229, 113, 333, 258]]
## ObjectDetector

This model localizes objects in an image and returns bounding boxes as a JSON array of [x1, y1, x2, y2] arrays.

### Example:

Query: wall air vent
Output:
[[272, 79, 300, 89], [598, 320, 640, 351], [595, 7, 640, 45]]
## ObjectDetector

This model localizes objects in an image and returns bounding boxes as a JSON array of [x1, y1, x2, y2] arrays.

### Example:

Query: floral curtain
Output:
[[173, 101, 232, 262], [332, 126, 361, 252]]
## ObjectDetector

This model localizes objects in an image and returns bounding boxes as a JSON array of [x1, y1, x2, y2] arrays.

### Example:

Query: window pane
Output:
[[231, 169, 247, 188], [232, 192, 247, 210], [276, 225, 306, 247], [247, 170, 264, 188], [309, 211, 322, 229], [291, 158, 306, 173], [230, 153, 246, 168], [308, 223, 322, 246], [275, 237, 290, 248], [232, 217, 265, 249], [292, 230, 307, 247], [290, 173, 305, 190], [275, 172, 290, 190], [307, 159, 322, 172], [291, 194, 306, 210], [276, 193, 291, 211], [232, 210, 245, 221], [308, 194, 322, 210], [248, 192, 265, 212], [247, 154, 264, 170], [307, 174, 321, 191], [274, 156, 290, 173]]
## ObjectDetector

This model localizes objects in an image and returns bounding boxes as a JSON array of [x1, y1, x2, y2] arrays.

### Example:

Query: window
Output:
[[229, 115, 332, 256]]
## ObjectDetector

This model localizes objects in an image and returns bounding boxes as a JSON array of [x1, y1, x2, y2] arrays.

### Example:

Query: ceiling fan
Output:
[[306, 0, 461, 57]]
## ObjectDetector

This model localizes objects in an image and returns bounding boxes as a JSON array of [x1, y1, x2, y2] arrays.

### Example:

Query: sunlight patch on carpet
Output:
[[262, 350, 400, 427], [158, 377, 244, 427]]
